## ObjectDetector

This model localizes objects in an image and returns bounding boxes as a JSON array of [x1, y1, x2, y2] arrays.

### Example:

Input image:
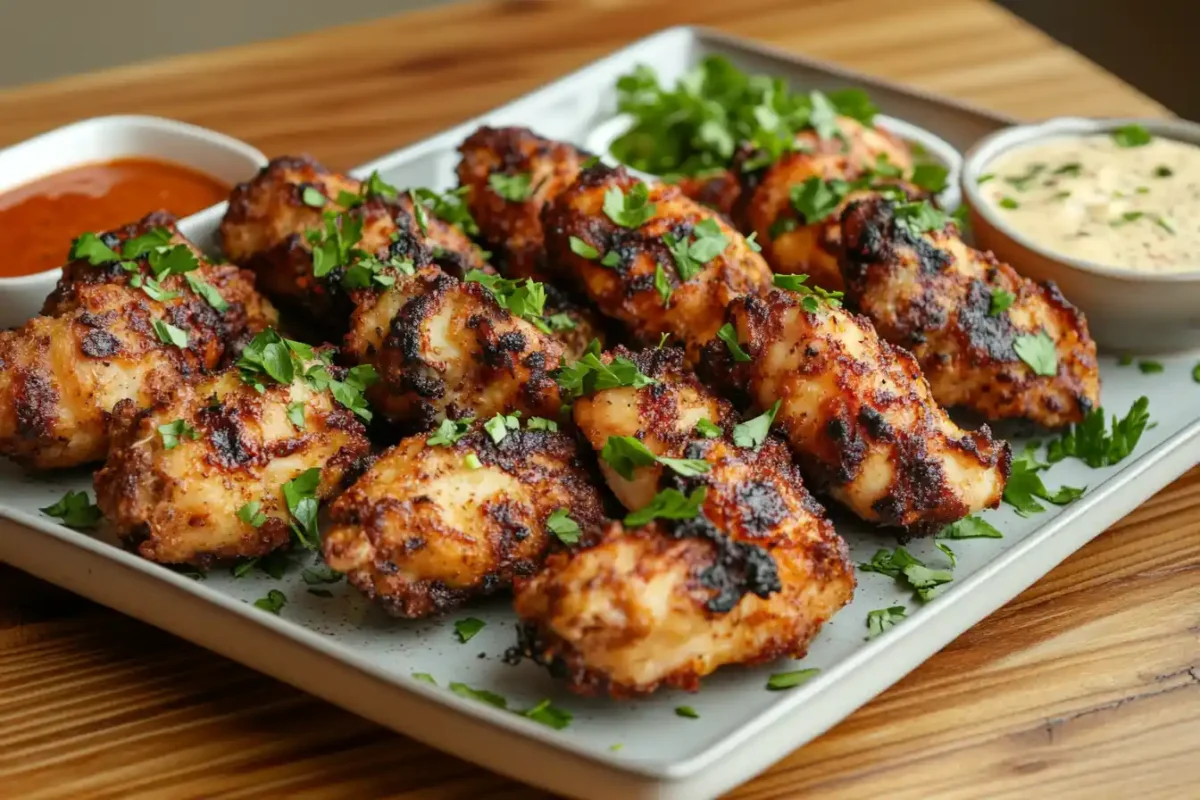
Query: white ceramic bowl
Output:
[[585, 113, 964, 210], [962, 116, 1200, 354], [0, 115, 266, 330]]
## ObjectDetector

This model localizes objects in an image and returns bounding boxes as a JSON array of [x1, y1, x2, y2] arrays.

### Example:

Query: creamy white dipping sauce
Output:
[[980, 128, 1200, 273]]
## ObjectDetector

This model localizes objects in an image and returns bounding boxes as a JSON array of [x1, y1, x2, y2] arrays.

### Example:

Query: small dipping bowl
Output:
[[0, 115, 266, 330], [962, 117, 1200, 353]]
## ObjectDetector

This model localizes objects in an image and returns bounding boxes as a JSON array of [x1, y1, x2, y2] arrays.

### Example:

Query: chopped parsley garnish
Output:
[[610, 743, 624, 752], [790, 176, 849, 223], [909, 163, 949, 193], [732, 400, 781, 450], [1193, 363, 1200, 383], [936, 542, 957, 567], [1112, 210, 1144, 227], [410, 186, 479, 236], [989, 288, 1016, 316], [1138, 360, 1164, 374], [1046, 396, 1150, 468], [413, 673, 437, 685], [454, 617, 486, 643], [237, 501, 267, 528], [766, 668, 820, 691], [1002, 447, 1085, 516], [892, 200, 952, 235], [866, 606, 907, 638], [70, 232, 121, 264], [694, 418, 722, 438], [624, 487, 707, 527], [465, 270, 551, 330], [301, 564, 342, 585], [341, 255, 413, 290], [1119, 354, 1134, 366], [526, 416, 559, 432], [569, 236, 599, 260], [40, 490, 102, 528], [185, 274, 229, 312], [1054, 162, 1083, 177], [450, 682, 508, 709], [134, 275, 179, 302], [601, 435, 709, 480], [1013, 331, 1057, 376], [483, 411, 521, 444], [301, 186, 326, 207], [938, 515, 1003, 539], [282, 468, 322, 549], [653, 263, 673, 306], [1004, 163, 1046, 191], [287, 400, 307, 430], [1154, 165, 1173, 178], [977, 173, 995, 185], [603, 182, 656, 228], [555, 341, 656, 399], [1111, 124, 1152, 148], [998, 197, 1020, 210], [859, 546, 952, 601], [488, 172, 534, 202], [663, 218, 728, 281], [772, 272, 844, 312], [237, 330, 376, 420], [152, 319, 189, 349], [427, 417, 474, 446], [675, 706, 699, 719], [521, 699, 573, 730], [362, 171, 399, 200], [306, 211, 366, 277], [463, 453, 484, 470], [232, 557, 259, 578], [253, 589, 287, 615], [1155, 215, 1176, 234], [157, 419, 199, 450], [546, 508, 580, 544], [716, 322, 751, 362]]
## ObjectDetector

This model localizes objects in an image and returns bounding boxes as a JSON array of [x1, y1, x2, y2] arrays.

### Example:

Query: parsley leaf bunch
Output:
[[858, 545, 954, 601], [410, 186, 479, 236], [1002, 444, 1085, 516], [662, 218, 729, 281], [624, 486, 708, 527], [772, 273, 845, 312], [306, 211, 367, 277], [1046, 396, 1150, 468], [600, 435, 711, 480], [555, 340, 656, 400], [235, 329, 378, 421], [465, 269, 559, 332]]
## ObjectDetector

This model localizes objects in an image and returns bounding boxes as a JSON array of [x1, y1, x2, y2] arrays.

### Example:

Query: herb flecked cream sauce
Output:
[[980, 126, 1200, 273]]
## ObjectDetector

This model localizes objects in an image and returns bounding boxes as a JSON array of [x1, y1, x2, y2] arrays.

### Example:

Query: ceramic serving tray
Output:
[[2, 26, 1198, 800]]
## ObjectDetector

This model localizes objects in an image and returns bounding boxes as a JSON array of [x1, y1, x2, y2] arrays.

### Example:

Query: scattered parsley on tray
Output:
[[253, 589, 288, 615], [675, 706, 700, 719], [450, 682, 508, 709], [454, 617, 486, 643], [766, 669, 820, 691], [1045, 396, 1150, 468], [521, 699, 573, 730], [40, 490, 102, 529], [937, 515, 1003, 540], [866, 606, 907, 639]]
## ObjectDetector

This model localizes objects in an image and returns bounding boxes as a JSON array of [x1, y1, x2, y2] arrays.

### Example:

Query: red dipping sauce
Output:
[[0, 157, 228, 277]]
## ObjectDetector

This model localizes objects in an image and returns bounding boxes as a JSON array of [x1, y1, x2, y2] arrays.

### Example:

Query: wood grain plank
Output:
[[0, 0, 1193, 798]]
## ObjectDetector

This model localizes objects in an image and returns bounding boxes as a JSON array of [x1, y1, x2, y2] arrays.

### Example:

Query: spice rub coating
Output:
[[702, 290, 1010, 531], [323, 425, 605, 618], [343, 267, 564, 431], [94, 363, 371, 566], [839, 196, 1100, 428]]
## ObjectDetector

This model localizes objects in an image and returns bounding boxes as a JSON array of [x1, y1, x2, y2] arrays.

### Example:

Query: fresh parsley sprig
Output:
[[1046, 396, 1150, 468], [555, 340, 656, 400], [772, 273, 844, 312], [600, 435, 711, 480]]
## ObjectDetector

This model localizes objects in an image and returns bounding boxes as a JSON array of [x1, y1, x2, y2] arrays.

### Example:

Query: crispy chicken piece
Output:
[[323, 423, 605, 618], [839, 197, 1100, 428], [456, 126, 590, 282], [730, 118, 918, 293], [94, 358, 372, 566], [343, 267, 564, 430], [702, 289, 1010, 531], [42, 211, 278, 354], [220, 156, 488, 332], [515, 348, 853, 696], [0, 216, 274, 469], [542, 164, 774, 361]]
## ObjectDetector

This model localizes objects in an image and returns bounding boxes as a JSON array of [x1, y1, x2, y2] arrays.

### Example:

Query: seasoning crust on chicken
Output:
[[343, 267, 564, 431], [323, 424, 605, 618], [94, 360, 372, 566], [703, 289, 1010, 531], [516, 348, 854, 696], [543, 164, 774, 361], [839, 196, 1100, 428]]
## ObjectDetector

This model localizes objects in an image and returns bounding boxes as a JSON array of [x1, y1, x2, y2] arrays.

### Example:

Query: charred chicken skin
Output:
[[702, 289, 1010, 531], [0, 215, 275, 469], [839, 196, 1100, 427], [515, 347, 854, 696], [343, 267, 565, 431], [94, 354, 372, 566], [542, 164, 774, 361], [323, 422, 606, 618]]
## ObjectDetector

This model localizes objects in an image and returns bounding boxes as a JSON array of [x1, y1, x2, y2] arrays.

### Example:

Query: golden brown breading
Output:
[[0, 213, 273, 470], [731, 118, 917, 293], [702, 289, 1010, 531], [343, 267, 564, 430], [220, 156, 488, 334], [456, 126, 589, 281], [515, 346, 853, 696], [323, 424, 605, 618], [542, 164, 774, 362], [839, 196, 1100, 428], [42, 211, 278, 354], [94, 362, 372, 566]]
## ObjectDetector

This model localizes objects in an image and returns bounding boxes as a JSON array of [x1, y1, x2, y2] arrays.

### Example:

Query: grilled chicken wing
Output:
[[221, 156, 487, 332], [839, 196, 1100, 427], [0, 216, 274, 469], [94, 356, 372, 566], [515, 348, 853, 696], [543, 164, 774, 361], [702, 289, 1010, 531], [343, 267, 564, 430], [323, 422, 605, 618]]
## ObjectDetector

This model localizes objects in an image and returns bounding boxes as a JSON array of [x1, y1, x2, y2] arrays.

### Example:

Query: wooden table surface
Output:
[[0, 0, 1195, 798]]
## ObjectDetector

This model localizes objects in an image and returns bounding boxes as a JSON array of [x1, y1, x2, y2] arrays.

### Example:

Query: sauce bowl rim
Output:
[[961, 115, 1200, 283]]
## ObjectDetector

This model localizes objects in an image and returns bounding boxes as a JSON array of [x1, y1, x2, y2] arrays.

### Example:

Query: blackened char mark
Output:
[[670, 513, 781, 613]]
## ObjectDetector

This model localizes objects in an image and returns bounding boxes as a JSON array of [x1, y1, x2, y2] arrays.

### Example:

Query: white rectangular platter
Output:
[[2, 25, 1199, 800]]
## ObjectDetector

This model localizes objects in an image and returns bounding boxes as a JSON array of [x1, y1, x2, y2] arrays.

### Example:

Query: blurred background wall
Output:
[[0, 0, 1194, 118]]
